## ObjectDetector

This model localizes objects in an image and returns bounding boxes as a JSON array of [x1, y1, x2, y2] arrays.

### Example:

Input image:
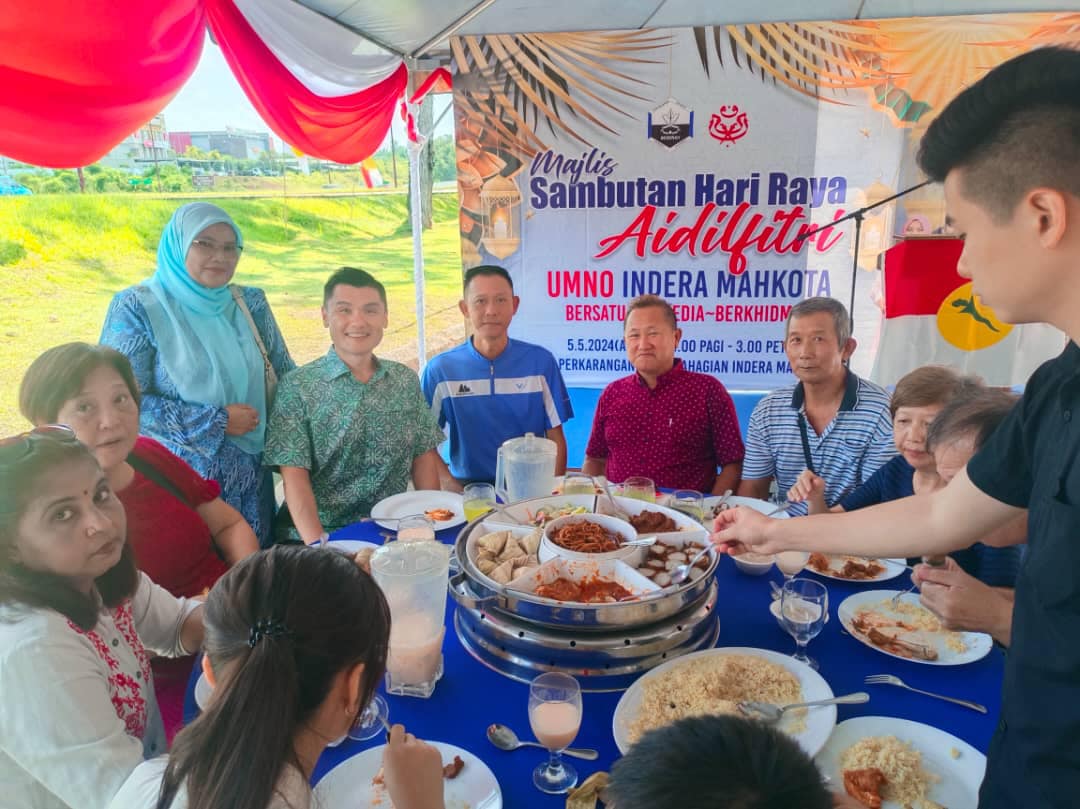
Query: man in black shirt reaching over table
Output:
[[714, 46, 1080, 809]]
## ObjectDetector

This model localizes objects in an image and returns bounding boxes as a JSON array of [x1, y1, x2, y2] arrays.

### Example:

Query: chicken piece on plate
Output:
[[843, 767, 887, 808]]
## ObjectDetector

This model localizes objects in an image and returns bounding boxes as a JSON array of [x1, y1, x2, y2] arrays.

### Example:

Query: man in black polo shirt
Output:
[[713, 47, 1080, 808]]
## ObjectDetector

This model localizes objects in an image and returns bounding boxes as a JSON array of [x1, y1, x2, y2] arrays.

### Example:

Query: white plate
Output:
[[805, 555, 908, 583], [371, 491, 466, 530], [703, 495, 791, 520], [194, 671, 212, 710], [612, 646, 836, 757], [328, 540, 379, 555], [815, 716, 986, 809], [837, 590, 993, 666], [313, 741, 501, 809]]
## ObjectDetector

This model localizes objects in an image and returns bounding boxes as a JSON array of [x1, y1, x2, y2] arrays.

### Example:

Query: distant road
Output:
[[126, 184, 458, 202]]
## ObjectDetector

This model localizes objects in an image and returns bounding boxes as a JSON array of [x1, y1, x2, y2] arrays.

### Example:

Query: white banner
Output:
[[451, 15, 1070, 389]]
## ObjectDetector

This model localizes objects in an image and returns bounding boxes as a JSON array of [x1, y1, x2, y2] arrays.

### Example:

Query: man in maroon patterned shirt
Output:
[[582, 295, 744, 492]]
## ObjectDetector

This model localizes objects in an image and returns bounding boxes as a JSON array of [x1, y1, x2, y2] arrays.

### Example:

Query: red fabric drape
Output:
[[204, 0, 406, 164], [0, 1, 206, 167]]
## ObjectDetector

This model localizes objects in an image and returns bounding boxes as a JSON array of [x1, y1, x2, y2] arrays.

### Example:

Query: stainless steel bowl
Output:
[[453, 577, 721, 691], [453, 500, 719, 630]]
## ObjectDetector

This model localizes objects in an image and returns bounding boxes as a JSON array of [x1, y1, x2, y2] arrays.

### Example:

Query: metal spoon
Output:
[[486, 723, 599, 760], [765, 501, 793, 517], [600, 479, 633, 521], [620, 534, 657, 548], [671, 544, 714, 585], [736, 692, 869, 724]]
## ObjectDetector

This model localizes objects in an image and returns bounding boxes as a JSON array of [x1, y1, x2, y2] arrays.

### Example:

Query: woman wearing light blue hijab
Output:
[[101, 203, 294, 546]]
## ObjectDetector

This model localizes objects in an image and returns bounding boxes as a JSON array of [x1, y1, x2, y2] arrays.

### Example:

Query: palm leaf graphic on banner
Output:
[[691, 22, 931, 125], [451, 31, 669, 159]]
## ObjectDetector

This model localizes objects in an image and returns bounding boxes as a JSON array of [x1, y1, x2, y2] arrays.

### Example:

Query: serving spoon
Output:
[[671, 543, 714, 585], [486, 724, 599, 760]]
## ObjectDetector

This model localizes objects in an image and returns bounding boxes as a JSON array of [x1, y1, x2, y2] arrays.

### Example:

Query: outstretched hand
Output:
[[788, 469, 828, 513], [710, 506, 782, 556]]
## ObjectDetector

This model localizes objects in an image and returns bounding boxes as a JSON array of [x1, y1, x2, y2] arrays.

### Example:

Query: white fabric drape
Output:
[[234, 0, 402, 97]]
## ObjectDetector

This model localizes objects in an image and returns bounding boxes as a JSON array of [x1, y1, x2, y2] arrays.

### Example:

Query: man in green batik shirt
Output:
[[265, 267, 444, 544]]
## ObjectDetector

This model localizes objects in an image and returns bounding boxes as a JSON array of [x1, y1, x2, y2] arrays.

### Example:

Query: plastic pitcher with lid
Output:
[[370, 540, 451, 698], [494, 432, 558, 503]]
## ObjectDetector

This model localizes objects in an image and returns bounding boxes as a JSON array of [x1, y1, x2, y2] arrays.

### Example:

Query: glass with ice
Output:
[[370, 541, 451, 698]]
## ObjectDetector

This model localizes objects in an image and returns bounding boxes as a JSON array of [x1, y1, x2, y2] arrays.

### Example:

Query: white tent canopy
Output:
[[295, 0, 1072, 59]]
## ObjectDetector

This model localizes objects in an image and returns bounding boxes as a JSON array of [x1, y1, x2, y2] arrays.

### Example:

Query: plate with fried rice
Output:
[[838, 591, 993, 666], [814, 716, 985, 809], [612, 647, 836, 756]]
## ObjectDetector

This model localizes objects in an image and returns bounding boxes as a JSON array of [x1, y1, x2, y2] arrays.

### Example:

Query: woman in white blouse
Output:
[[112, 545, 447, 809], [0, 425, 204, 809]]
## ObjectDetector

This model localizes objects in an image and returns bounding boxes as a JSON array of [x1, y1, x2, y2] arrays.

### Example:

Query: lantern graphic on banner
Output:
[[479, 174, 522, 259], [856, 180, 896, 269]]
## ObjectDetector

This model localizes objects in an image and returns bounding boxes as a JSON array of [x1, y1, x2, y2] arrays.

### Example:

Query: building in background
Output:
[[169, 128, 274, 160], [100, 114, 174, 172]]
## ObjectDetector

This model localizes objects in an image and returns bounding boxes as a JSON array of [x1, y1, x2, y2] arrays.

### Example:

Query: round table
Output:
[[185, 520, 1004, 808]]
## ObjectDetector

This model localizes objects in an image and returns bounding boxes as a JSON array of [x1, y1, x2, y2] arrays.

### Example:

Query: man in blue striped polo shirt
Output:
[[737, 297, 894, 516], [422, 265, 573, 485]]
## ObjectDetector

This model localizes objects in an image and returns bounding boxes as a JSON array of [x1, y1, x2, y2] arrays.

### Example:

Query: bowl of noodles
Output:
[[539, 513, 646, 566]]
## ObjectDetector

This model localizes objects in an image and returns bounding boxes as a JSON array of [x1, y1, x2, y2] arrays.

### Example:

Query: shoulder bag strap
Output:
[[127, 452, 190, 507], [231, 286, 278, 398]]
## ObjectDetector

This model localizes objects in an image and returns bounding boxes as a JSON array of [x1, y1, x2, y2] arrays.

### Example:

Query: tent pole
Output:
[[407, 61, 429, 373], [411, 0, 499, 58]]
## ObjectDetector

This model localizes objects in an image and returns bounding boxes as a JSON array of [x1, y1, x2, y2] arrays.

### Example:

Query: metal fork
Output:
[[864, 674, 987, 713], [890, 556, 945, 608]]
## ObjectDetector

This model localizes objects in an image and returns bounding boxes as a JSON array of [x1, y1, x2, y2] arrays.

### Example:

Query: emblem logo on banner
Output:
[[935, 282, 1012, 350], [648, 99, 694, 148], [708, 104, 750, 145]]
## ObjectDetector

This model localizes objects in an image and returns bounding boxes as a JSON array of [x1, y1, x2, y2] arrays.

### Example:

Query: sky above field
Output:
[[164, 34, 454, 151]]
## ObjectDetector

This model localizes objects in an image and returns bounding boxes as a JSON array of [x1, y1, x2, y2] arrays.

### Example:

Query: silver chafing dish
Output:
[[449, 494, 722, 690]]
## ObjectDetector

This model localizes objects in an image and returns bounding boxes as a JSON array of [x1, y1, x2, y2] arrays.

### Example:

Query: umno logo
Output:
[[708, 105, 749, 146]]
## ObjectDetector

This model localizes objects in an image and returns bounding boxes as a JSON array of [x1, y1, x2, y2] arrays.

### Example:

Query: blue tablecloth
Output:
[[185, 521, 1004, 808]]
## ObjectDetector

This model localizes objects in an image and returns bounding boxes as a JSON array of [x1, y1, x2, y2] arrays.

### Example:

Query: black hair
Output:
[[20, 342, 142, 425], [157, 545, 391, 809], [925, 387, 1020, 454], [607, 715, 832, 809], [0, 435, 138, 630], [463, 264, 514, 294], [917, 47, 1080, 221], [323, 267, 387, 307]]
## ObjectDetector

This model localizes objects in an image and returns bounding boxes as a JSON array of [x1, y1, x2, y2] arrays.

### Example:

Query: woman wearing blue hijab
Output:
[[101, 203, 294, 546]]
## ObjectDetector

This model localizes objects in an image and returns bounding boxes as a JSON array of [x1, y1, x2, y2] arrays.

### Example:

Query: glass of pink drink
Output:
[[528, 672, 583, 794]]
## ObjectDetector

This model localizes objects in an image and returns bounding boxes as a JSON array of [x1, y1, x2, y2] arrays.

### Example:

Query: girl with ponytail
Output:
[[112, 545, 446, 809]]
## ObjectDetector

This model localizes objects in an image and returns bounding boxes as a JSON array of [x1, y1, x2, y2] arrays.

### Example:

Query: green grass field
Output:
[[0, 192, 466, 435]]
